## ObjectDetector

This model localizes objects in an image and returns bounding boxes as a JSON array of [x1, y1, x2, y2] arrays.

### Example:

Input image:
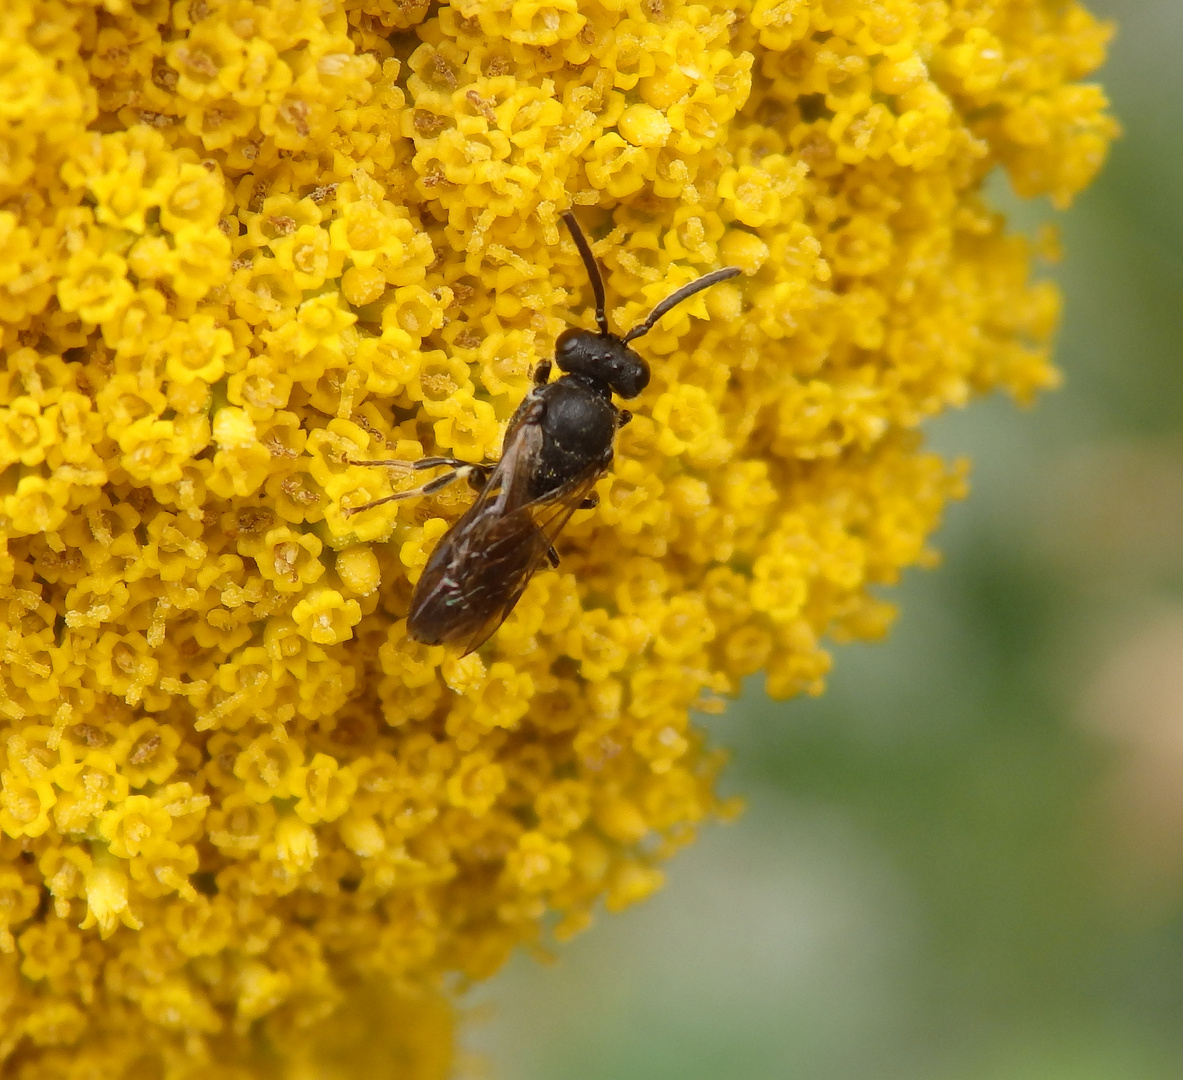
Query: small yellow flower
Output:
[[113, 719, 181, 788], [446, 752, 506, 816], [52, 752, 128, 834], [292, 752, 356, 824], [0, 397, 52, 467], [0, 867, 40, 952], [208, 793, 278, 858], [272, 813, 318, 875], [234, 732, 304, 803], [0, 770, 57, 839], [335, 544, 380, 597], [79, 852, 141, 938], [535, 779, 591, 838], [291, 588, 362, 645], [240, 524, 325, 592], [503, 831, 572, 894], [56, 250, 136, 324], [98, 794, 173, 859], [18, 917, 82, 982]]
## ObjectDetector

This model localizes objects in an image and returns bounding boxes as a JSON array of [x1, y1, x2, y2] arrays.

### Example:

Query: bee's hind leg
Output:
[[546, 546, 561, 568]]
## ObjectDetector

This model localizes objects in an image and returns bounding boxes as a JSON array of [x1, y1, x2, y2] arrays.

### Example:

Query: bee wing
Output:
[[453, 461, 605, 654], [463, 399, 547, 519], [519, 463, 605, 551], [409, 401, 606, 653]]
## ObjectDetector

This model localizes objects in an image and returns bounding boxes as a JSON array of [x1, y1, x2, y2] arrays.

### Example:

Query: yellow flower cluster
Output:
[[0, 0, 1114, 1074]]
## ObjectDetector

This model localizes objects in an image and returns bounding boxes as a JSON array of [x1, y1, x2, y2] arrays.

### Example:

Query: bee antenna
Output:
[[623, 266, 742, 344], [561, 211, 609, 336]]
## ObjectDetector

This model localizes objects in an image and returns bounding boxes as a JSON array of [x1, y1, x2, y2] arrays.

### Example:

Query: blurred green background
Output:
[[471, 2, 1183, 1076]]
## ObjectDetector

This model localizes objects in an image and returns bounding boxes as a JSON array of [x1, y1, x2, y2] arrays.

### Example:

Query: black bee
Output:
[[347, 212, 740, 653]]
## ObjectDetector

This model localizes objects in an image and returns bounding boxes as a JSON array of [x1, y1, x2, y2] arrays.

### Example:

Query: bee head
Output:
[[557, 211, 739, 401], [555, 328, 651, 399]]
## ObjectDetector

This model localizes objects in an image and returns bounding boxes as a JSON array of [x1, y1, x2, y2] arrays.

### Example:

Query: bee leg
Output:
[[344, 464, 485, 517], [579, 493, 599, 510], [533, 360, 552, 386], [617, 410, 632, 428], [465, 464, 494, 491], [546, 546, 561, 568], [348, 455, 477, 471], [419, 465, 486, 494], [416, 456, 487, 472]]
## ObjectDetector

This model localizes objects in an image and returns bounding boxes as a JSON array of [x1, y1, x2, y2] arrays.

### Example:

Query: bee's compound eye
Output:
[[554, 328, 598, 375], [612, 354, 650, 398], [634, 357, 651, 392]]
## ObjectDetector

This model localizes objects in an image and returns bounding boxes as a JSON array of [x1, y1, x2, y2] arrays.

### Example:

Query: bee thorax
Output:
[[531, 378, 617, 498]]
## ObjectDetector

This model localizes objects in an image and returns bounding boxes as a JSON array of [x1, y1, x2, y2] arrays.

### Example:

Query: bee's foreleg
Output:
[[416, 456, 488, 473], [616, 410, 632, 428], [533, 360, 552, 386], [419, 466, 483, 495], [344, 464, 488, 517], [348, 455, 478, 471]]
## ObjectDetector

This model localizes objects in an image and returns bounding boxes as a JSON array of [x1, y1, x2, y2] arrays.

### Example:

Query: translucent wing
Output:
[[407, 408, 606, 654], [453, 464, 604, 654]]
